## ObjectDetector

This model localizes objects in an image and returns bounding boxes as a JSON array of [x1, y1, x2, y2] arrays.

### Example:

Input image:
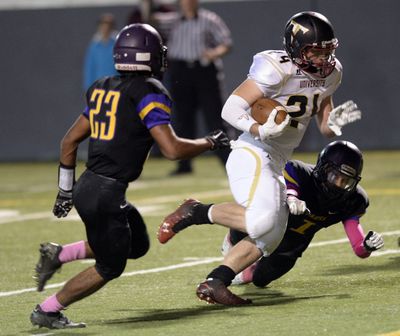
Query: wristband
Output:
[[58, 164, 75, 192]]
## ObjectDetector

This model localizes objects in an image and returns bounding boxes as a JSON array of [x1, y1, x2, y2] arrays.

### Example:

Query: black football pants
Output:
[[73, 170, 150, 281]]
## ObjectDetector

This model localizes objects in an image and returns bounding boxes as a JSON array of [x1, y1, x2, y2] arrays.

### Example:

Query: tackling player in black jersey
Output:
[[30, 23, 229, 329], [222, 141, 384, 287]]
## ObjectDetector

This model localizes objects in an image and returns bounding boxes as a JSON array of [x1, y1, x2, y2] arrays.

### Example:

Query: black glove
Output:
[[205, 130, 230, 150], [363, 230, 384, 252], [53, 189, 73, 218]]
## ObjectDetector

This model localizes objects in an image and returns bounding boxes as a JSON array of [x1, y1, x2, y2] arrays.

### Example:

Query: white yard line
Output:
[[1, 231, 400, 299], [0, 189, 232, 225]]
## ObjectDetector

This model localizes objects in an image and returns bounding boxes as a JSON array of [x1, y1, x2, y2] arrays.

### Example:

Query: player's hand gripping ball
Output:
[[251, 98, 288, 125]]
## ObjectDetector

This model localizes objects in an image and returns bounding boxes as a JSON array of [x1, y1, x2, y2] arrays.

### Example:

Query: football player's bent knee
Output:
[[94, 232, 131, 281], [253, 256, 296, 287], [246, 210, 276, 239], [95, 258, 127, 281], [129, 236, 150, 259]]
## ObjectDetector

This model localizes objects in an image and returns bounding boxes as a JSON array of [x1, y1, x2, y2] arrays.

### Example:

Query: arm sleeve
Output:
[[283, 162, 301, 197], [343, 218, 371, 258], [221, 95, 257, 132]]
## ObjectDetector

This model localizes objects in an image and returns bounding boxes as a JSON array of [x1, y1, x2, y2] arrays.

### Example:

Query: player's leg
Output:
[[125, 203, 150, 259], [198, 144, 288, 304], [31, 171, 131, 329], [252, 254, 297, 288], [34, 240, 94, 292]]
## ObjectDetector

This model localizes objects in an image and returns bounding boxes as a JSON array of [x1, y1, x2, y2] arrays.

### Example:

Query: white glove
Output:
[[363, 231, 384, 252], [287, 195, 308, 215], [258, 109, 290, 140], [327, 100, 362, 136]]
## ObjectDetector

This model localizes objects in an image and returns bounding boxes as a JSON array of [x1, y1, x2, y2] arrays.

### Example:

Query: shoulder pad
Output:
[[146, 77, 172, 100], [248, 51, 289, 88]]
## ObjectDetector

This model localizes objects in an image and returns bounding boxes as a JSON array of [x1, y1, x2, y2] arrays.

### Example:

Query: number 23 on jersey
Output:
[[89, 88, 120, 140]]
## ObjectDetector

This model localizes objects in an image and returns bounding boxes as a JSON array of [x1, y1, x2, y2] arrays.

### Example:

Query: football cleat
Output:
[[157, 199, 201, 244], [33, 242, 62, 292], [196, 278, 252, 305], [30, 305, 86, 329]]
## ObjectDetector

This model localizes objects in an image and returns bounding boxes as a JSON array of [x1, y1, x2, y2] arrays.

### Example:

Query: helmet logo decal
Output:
[[290, 20, 309, 41], [136, 52, 151, 61]]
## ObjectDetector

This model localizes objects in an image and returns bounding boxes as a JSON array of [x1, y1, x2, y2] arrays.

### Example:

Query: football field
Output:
[[0, 152, 399, 336]]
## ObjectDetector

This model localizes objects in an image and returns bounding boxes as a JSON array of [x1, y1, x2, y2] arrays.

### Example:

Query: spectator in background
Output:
[[83, 13, 118, 91], [164, 0, 233, 175]]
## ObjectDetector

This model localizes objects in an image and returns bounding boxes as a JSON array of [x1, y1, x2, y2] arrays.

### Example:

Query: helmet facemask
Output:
[[298, 42, 338, 78], [312, 141, 363, 209]]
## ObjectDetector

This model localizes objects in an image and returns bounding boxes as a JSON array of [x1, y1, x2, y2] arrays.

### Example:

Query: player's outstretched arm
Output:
[[150, 124, 229, 160], [343, 219, 384, 258], [317, 96, 362, 137]]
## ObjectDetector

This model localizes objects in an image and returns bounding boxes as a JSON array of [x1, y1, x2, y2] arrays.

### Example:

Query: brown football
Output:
[[250, 98, 287, 125]]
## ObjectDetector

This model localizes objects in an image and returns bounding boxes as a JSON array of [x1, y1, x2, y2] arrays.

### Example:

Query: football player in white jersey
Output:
[[157, 11, 362, 305]]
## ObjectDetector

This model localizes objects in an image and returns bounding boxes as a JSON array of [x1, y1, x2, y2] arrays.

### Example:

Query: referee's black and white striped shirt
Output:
[[165, 8, 232, 62]]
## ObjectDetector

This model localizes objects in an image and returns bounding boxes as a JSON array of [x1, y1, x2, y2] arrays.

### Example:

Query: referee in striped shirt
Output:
[[165, 0, 233, 175]]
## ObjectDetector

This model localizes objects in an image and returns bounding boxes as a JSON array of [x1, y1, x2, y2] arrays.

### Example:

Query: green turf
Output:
[[0, 152, 399, 336]]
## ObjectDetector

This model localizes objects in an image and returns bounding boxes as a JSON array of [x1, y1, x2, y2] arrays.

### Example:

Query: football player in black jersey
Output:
[[30, 23, 229, 329], [222, 141, 384, 287]]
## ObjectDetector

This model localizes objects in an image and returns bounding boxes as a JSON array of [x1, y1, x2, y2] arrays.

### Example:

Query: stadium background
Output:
[[0, 0, 398, 161]]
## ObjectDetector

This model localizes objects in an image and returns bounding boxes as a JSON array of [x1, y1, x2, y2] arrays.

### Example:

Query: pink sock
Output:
[[59, 240, 86, 263], [40, 294, 65, 313]]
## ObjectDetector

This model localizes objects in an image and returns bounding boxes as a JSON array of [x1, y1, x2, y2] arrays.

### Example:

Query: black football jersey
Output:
[[274, 160, 369, 258], [82, 74, 172, 183]]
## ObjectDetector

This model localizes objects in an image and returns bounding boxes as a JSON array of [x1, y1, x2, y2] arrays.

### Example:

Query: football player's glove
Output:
[[327, 100, 362, 136], [205, 130, 230, 150], [53, 163, 75, 218], [53, 190, 73, 218], [258, 108, 290, 141], [287, 195, 308, 215], [363, 231, 384, 252]]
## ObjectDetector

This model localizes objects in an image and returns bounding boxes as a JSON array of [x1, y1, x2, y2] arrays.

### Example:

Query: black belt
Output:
[[85, 169, 128, 189]]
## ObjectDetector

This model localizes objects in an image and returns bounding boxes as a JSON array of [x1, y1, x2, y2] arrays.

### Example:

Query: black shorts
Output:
[[73, 170, 149, 280]]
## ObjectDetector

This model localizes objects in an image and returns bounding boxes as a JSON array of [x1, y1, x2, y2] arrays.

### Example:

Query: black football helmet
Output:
[[313, 141, 363, 205], [113, 23, 167, 76], [283, 11, 338, 78]]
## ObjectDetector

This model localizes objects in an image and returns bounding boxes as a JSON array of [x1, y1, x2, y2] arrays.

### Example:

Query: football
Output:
[[250, 98, 287, 125]]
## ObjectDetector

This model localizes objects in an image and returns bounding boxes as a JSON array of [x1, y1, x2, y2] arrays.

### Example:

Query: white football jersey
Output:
[[239, 49, 342, 163]]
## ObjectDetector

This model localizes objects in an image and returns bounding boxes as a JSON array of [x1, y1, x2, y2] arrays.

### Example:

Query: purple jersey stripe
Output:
[[143, 107, 171, 129], [137, 93, 172, 115]]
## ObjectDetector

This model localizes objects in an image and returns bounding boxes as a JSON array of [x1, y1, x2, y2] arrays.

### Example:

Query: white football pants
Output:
[[226, 140, 288, 255]]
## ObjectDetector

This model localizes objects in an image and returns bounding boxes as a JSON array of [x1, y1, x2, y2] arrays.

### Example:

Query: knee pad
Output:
[[246, 209, 275, 239], [245, 207, 288, 253], [95, 258, 127, 281]]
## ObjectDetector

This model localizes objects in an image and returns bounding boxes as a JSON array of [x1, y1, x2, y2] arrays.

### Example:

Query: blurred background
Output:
[[0, 0, 399, 161]]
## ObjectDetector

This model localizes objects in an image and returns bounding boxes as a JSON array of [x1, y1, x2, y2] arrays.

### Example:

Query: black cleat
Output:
[[196, 278, 252, 305], [34, 242, 62, 292], [30, 304, 86, 329]]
